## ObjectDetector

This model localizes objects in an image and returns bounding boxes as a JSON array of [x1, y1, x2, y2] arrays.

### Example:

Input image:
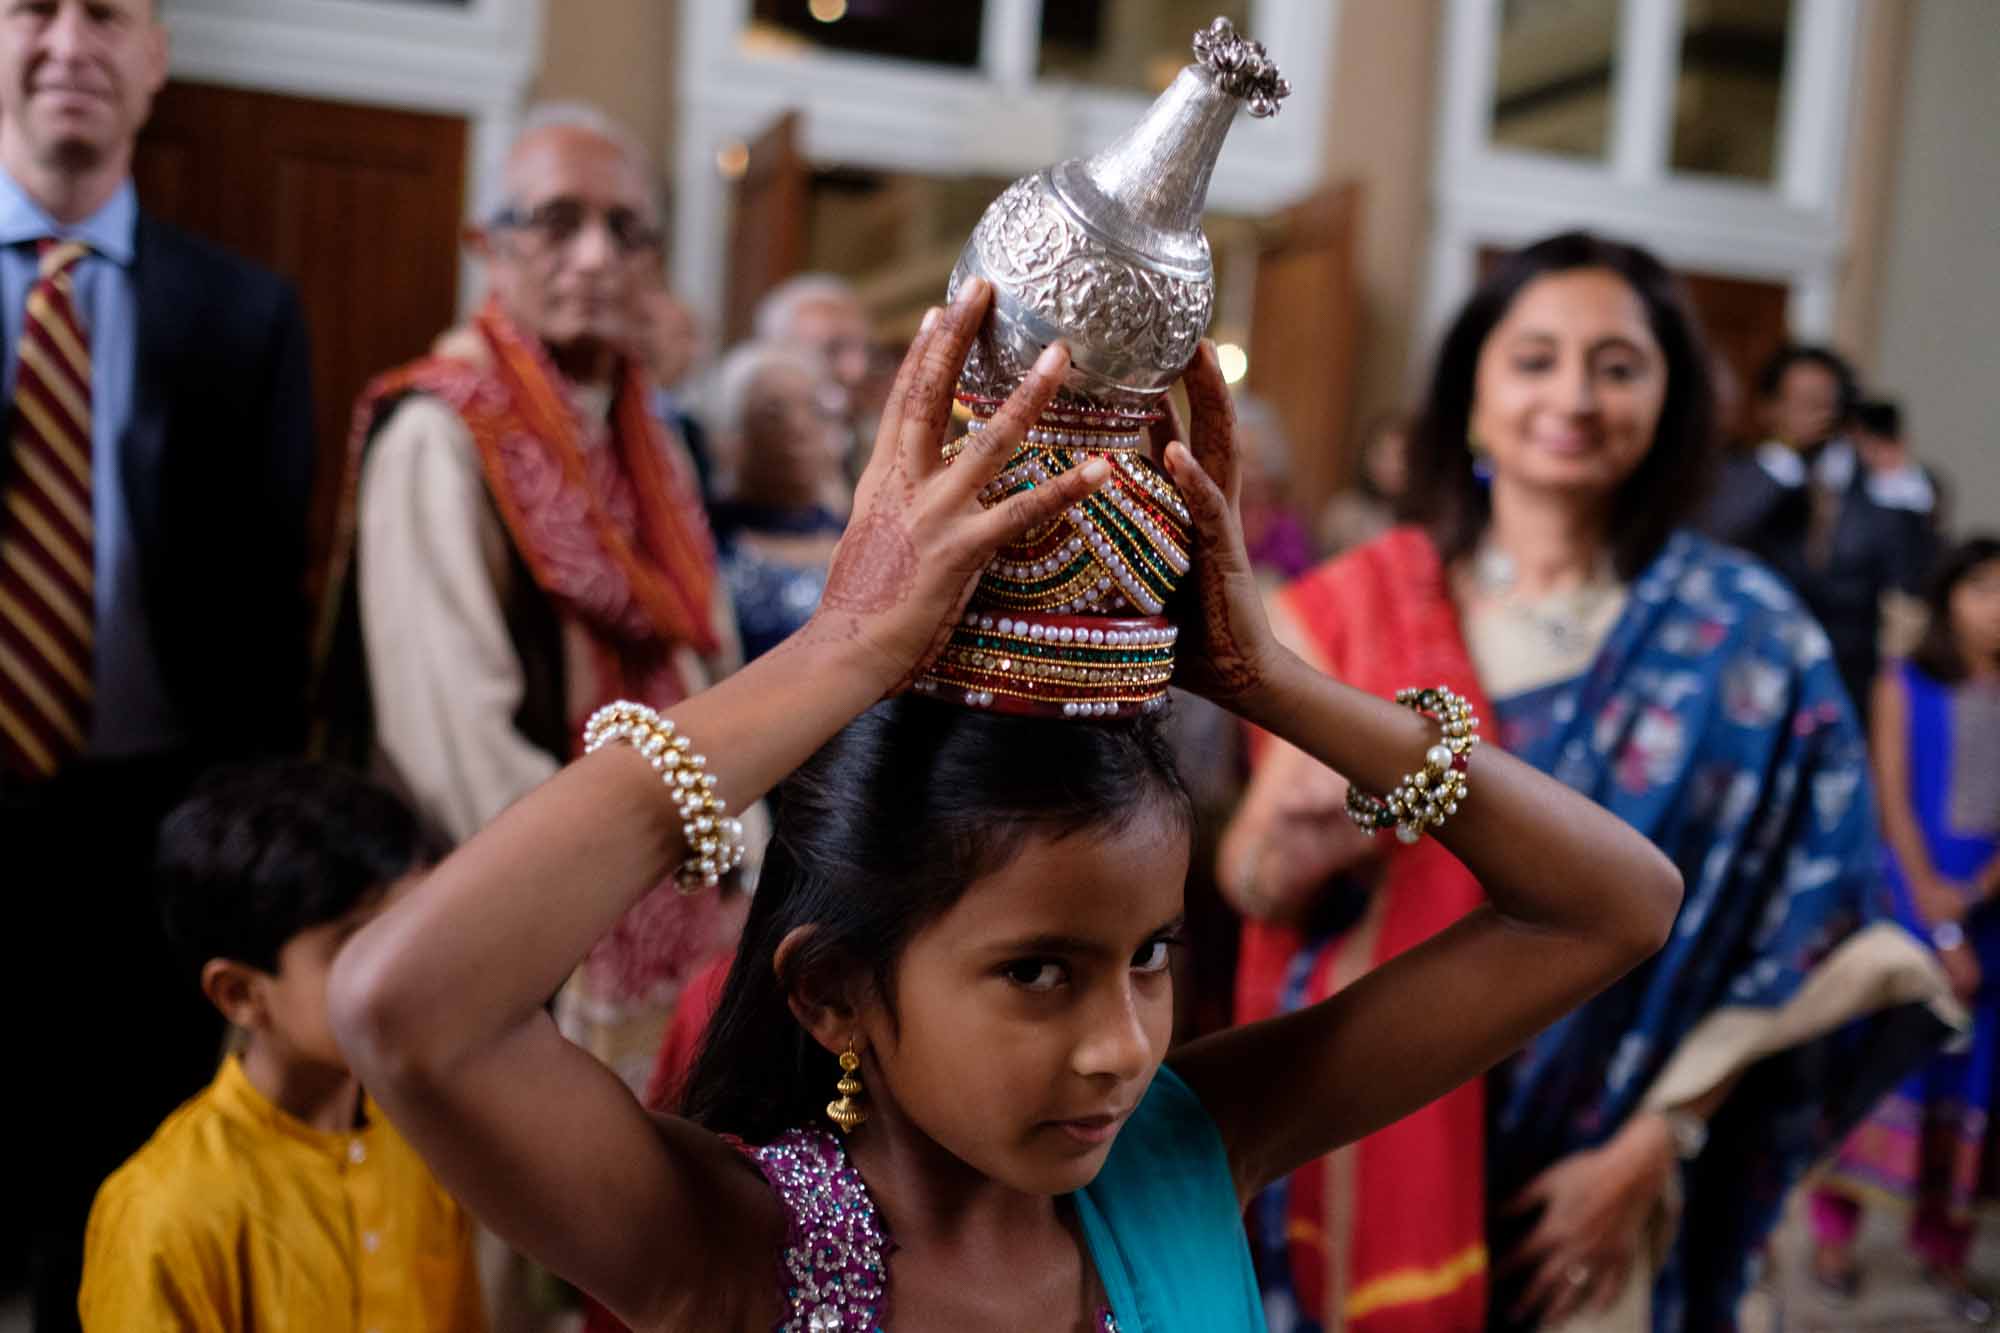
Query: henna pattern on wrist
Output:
[[1170, 447, 1262, 700], [1195, 562, 1262, 697], [823, 514, 919, 615]]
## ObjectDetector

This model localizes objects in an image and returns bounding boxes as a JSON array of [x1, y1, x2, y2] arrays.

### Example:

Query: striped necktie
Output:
[[0, 239, 93, 778]]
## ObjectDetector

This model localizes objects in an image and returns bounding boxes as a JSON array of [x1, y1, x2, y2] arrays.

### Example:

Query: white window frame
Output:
[[672, 0, 1337, 328], [1422, 0, 1860, 360], [162, 0, 547, 307]]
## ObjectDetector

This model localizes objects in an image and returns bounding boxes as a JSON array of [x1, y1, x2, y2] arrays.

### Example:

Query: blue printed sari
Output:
[[1483, 533, 1955, 1331]]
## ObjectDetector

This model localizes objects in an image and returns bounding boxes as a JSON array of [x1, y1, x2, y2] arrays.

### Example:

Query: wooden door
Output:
[[1678, 271, 1789, 445], [724, 111, 810, 344], [1247, 182, 1362, 519], [134, 82, 469, 603]]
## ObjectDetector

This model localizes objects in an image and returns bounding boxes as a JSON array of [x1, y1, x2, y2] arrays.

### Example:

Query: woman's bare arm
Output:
[[327, 284, 1109, 1325], [1159, 346, 1682, 1203]]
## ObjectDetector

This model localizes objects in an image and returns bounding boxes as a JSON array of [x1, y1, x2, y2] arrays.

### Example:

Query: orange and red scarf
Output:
[[339, 298, 719, 735], [1238, 527, 1492, 1332]]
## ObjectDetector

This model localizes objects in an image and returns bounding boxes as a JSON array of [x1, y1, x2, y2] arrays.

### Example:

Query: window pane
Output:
[[746, 0, 986, 69], [1670, 0, 1791, 181], [1039, 0, 1252, 95], [1491, 0, 1620, 161]]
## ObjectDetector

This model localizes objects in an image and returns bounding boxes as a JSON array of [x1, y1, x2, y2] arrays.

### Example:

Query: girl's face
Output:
[[1950, 559, 2000, 668], [1468, 267, 1667, 502], [861, 805, 1190, 1197]]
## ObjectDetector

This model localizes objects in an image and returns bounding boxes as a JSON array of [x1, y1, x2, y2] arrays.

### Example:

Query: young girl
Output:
[[1812, 537, 2000, 1319], [329, 279, 1683, 1331]]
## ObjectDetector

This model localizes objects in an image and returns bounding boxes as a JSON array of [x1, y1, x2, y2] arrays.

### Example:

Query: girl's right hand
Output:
[[801, 279, 1111, 694]]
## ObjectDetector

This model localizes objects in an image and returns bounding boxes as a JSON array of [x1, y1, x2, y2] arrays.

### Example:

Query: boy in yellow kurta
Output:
[[79, 764, 485, 1331]]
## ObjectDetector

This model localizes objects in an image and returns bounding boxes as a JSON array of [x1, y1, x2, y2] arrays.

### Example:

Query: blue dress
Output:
[[711, 502, 843, 662], [1822, 661, 2000, 1218]]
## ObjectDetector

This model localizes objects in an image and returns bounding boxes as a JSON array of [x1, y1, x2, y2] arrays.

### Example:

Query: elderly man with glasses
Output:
[[334, 104, 744, 1095]]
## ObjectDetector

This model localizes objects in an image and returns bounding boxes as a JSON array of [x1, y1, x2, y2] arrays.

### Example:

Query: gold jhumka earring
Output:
[[826, 1038, 867, 1134]]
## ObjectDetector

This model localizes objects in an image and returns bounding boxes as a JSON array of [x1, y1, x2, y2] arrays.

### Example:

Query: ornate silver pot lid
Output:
[[948, 17, 1290, 419]]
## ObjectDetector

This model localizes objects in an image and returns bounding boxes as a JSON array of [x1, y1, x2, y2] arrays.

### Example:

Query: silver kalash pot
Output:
[[914, 18, 1290, 719], [948, 17, 1290, 419]]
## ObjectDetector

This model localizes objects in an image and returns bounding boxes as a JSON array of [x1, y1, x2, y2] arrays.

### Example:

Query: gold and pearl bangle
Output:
[[1344, 686, 1481, 845], [583, 701, 745, 892]]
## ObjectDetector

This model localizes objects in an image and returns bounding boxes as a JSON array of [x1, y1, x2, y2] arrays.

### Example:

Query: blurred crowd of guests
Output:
[[3, 4, 1993, 1332]]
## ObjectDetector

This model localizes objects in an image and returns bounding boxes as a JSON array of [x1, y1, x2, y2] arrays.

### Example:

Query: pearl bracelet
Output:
[[1344, 686, 1482, 845], [583, 701, 746, 893]]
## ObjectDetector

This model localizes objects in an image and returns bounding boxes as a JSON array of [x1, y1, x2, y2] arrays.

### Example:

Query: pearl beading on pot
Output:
[[965, 414, 1192, 621], [912, 612, 1179, 721], [965, 417, 1146, 452]]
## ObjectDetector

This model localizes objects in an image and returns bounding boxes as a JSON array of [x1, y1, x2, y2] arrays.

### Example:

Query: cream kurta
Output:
[[357, 393, 738, 844]]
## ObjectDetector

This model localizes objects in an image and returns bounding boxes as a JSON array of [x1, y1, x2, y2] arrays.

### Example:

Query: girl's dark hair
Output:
[[678, 697, 1193, 1144], [1397, 230, 1720, 580], [1911, 536, 2000, 685]]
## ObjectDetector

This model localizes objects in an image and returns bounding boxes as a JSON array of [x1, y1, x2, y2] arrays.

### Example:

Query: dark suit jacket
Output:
[[121, 214, 316, 762], [10, 216, 315, 1333], [1701, 451, 1939, 718]]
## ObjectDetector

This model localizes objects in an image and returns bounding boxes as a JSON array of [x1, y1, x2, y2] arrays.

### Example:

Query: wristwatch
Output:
[[1661, 1108, 1709, 1162], [1932, 920, 1967, 953]]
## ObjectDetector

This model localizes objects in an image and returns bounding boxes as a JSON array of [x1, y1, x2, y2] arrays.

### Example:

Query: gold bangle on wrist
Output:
[[583, 701, 746, 892], [1343, 685, 1481, 845]]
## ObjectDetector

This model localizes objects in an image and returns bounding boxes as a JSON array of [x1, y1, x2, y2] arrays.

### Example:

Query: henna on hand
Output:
[[1197, 568, 1263, 695], [822, 514, 919, 616], [1167, 440, 1265, 700], [1183, 342, 1242, 502]]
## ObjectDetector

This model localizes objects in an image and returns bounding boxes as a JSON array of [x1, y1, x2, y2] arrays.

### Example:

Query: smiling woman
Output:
[[1222, 232, 1955, 1332]]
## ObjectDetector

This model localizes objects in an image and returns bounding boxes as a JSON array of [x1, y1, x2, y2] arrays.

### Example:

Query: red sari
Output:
[[1238, 527, 1491, 1331]]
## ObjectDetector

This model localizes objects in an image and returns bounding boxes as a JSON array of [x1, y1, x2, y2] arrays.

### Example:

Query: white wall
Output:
[[1873, 0, 2000, 534]]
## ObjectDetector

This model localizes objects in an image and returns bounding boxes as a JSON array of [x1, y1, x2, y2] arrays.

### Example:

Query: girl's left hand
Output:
[[1160, 342, 1282, 705], [1501, 1115, 1674, 1325]]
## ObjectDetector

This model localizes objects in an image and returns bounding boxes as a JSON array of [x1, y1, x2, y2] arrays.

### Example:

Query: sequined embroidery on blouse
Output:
[[744, 1127, 1121, 1332], [746, 1129, 891, 1332]]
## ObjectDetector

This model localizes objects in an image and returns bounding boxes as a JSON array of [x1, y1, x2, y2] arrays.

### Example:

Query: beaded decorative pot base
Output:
[[925, 397, 1195, 720], [913, 609, 1178, 720]]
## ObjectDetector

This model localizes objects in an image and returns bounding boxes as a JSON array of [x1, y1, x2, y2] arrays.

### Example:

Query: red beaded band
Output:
[[913, 610, 1178, 720]]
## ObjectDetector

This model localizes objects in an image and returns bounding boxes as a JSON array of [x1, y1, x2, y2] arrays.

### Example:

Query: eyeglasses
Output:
[[489, 198, 664, 255]]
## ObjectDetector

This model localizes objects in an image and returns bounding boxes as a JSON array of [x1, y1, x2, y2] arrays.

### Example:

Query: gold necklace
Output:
[[1471, 545, 1622, 655]]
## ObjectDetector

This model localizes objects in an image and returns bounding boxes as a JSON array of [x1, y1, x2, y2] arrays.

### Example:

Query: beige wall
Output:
[[1318, 0, 1444, 451], [1831, 0, 1913, 363], [531, 0, 680, 177], [1872, 0, 2000, 534]]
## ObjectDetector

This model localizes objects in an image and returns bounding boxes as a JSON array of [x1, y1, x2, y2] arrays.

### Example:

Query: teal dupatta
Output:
[[1077, 1065, 1267, 1331]]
